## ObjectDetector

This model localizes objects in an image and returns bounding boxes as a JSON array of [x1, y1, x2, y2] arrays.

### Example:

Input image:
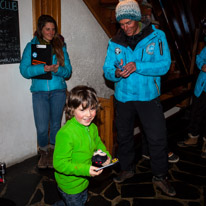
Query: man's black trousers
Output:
[[115, 97, 168, 176]]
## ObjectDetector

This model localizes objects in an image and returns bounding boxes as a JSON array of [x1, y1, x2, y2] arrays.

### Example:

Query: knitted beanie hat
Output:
[[115, 0, 141, 22]]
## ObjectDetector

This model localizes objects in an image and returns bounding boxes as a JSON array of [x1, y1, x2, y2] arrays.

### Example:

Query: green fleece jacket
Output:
[[53, 117, 111, 194]]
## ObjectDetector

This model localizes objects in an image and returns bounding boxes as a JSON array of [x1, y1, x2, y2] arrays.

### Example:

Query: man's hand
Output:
[[115, 61, 136, 78]]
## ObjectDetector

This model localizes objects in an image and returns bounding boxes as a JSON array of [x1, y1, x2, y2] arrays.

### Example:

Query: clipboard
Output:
[[31, 44, 52, 80]]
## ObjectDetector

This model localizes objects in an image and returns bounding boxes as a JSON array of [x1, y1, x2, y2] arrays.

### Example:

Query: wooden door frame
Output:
[[32, 0, 61, 35]]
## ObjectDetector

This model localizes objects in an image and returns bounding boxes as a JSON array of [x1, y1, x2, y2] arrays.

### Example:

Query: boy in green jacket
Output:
[[53, 85, 111, 206]]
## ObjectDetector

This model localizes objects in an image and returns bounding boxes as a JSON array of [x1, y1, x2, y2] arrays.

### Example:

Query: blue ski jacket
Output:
[[20, 36, 72, 92], [103, 24, 171, 102], [194, 46, 206, 97]]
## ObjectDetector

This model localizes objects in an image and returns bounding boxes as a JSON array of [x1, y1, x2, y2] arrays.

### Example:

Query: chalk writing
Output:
[[0, 0, 20, 64], [0, 0, 18, 11]]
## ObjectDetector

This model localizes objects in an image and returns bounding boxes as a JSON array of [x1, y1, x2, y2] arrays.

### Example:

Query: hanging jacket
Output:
[[53, 117, 111, 195], [19, 36, 72, 92], [103, 24, 171, 102], [194, 46, 206, 97]]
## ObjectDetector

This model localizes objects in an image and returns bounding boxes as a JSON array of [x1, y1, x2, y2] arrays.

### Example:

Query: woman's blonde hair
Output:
[[67, 85, 100, 119], [36, 15, 65, 66]]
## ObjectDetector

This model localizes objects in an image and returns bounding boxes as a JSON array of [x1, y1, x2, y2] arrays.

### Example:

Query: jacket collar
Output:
[[111, 23, 154, 47], [70, 117, 90, 129], [31, 36, 40, 44]]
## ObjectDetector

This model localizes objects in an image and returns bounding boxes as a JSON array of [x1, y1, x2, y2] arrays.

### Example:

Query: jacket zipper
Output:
[[154, 78, 160, 95], [86, 127, 92, 150], [158, 39, 163, 55], [47, 80, 50, 91], [140, 34, 157, 61], [141, 49, 144, 61]]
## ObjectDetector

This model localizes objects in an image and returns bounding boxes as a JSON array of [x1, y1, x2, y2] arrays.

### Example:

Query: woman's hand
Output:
[[89, 166, 103, 177], [44, 61, 59, 73]]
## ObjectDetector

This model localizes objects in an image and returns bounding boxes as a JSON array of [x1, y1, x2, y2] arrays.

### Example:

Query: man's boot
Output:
[[47, 148, 54, 168], [177, 133, 199, 147], [152, 175, 176, 196], [38, 149, 48, 169], [201, 137, 206, 159], [113, 170, 135, 183]]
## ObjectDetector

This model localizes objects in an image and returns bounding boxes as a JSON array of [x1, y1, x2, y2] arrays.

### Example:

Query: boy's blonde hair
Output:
[[67, 85, 100, 119]]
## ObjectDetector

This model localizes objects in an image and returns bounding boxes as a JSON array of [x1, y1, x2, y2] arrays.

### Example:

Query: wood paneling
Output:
[[83, 0, 118, 37], [32, 0, 61, 35], [65, 94, 115, 157], [94, 96, 115, 156], [100, 0, 118, 3]]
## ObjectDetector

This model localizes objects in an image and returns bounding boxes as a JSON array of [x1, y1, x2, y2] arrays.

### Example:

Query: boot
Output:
[[201, 137, 206, 159], [38, 149, 48, 169], [177, 133, 199, 147], [152, 176, 176, 197], [113, 170, 135, 183], [47, 148, 54, 168]]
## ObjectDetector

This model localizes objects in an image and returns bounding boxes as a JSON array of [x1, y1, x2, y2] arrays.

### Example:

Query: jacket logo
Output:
[[146, 43, 155, 55], [115, 48, 121, 55]]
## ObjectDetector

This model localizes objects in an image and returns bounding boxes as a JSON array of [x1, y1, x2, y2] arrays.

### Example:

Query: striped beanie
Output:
[[115, 0, 141, 22]]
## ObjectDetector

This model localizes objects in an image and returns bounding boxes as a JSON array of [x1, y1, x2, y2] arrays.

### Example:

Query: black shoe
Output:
[[152, 176, 176, 196], [168, 152, 179, 163], [113, 170, 135, 183], [142, 152, 179, 163]]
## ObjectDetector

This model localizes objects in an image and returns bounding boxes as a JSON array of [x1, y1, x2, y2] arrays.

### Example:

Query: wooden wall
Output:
[[32, 0, 61, 34]]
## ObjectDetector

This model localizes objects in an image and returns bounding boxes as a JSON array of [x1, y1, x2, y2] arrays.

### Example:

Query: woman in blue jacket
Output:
[[20, 15, 72, 168]]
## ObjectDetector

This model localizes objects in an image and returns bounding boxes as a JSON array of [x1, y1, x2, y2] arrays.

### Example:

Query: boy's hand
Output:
[[102, 157, 111, 166], [89, 166, 103, 177]]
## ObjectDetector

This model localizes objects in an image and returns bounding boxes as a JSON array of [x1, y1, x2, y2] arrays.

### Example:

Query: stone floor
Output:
[[0, 108, 206, 206]]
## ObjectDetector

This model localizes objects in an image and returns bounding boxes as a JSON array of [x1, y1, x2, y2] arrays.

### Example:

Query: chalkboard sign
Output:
[[0, 0, 20, 64]]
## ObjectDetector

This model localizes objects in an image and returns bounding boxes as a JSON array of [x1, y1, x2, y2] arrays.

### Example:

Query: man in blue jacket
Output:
[[103, 0, 175, 196]]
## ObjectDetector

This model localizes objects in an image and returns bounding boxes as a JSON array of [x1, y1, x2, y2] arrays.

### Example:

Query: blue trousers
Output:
[[32, 89, 66, 147], [53, 187, 88, 206], [115, 97, 168, 176]]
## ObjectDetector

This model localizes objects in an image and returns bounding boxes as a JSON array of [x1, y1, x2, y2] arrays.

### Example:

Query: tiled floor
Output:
[[0, 108, 206, 206]]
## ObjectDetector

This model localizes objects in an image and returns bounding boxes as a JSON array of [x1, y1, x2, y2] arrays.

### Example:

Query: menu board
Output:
[[0, 0, 21, 64]]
